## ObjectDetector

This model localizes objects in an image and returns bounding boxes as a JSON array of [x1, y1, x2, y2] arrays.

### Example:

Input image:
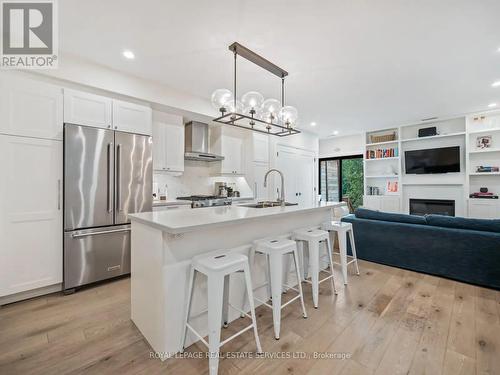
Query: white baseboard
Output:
[[0, 283, 62, 306]]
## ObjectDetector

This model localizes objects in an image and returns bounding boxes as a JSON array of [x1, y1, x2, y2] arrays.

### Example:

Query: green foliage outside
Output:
[[341, 159, 364, 209]]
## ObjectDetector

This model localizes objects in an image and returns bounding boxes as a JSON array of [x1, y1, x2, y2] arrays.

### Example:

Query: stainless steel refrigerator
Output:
[[63, 123, 152, 291]]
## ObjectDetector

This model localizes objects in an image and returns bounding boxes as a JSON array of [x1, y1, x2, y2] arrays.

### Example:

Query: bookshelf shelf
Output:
[[400, 132, 465, 143]]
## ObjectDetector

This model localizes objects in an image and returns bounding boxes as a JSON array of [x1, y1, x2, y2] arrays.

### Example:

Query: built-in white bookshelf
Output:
[[362, 110, 500, 217]]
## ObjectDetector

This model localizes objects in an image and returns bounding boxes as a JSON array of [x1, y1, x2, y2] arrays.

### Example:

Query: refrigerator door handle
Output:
[[71, 228, 131, 239], [116, 143, 122, 212], [57, 179, 61, 210], [107, 142, 113, 213]]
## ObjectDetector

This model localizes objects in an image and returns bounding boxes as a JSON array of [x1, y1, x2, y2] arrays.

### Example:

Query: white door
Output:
[[0, 135, 63, 297], [277, 146, 315, 205], [380, 196, 400, 213], [363, 195, 381, 210], [112, 100, 152, 135], [63, 89, 112, 129], [164, 124, 185, 172], [468, 199, 498, 219], [0, 74, 63, 140]]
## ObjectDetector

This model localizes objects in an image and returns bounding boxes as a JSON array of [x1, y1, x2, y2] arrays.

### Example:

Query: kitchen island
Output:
[[129, 202, 344, 357]]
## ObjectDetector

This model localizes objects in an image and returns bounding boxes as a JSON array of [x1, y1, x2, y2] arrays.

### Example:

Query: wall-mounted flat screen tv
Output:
[[405, 146, 460, 174]]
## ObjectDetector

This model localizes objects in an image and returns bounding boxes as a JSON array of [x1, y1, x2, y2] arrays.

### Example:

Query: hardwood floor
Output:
[[1, 260, 499, 375]]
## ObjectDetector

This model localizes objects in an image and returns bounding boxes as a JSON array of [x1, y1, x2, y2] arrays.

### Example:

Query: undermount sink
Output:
[[240, 201, 298, 208]]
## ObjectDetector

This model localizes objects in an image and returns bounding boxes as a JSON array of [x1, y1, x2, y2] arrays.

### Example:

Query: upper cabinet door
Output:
[[112, 100, 152, 136], [64, 89, 112, 129], [164, 124, 185, 172], [152, 121, 167, 171], [253, 133, 269, 163], [221, 134, 244, 175], [0, 74, 63, 140]]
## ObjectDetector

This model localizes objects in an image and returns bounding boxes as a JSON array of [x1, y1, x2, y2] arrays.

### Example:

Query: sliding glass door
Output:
[[319, 155, 364, 210]]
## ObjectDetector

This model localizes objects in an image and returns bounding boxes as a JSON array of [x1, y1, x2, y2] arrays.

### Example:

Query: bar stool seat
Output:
[[293, 228, 337, 309], [242, 237, 307, 340], [322, 220, 360, 285], [182, 251, 262, 375]]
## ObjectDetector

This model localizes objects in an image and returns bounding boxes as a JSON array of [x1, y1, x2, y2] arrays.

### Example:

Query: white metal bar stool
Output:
[[241, 238, 307, 340], [322, 206, 360, 285], [182, 252, 262, 375], [293, 228, 338, 309]]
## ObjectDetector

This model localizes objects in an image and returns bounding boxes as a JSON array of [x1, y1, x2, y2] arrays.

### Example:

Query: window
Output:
[[319, 155, 363, 210]]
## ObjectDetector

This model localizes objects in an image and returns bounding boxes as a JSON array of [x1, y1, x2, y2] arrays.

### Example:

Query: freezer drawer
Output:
[[64, 225, 130, 289]]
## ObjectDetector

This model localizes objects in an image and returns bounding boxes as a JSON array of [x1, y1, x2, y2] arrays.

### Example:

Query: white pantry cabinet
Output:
[[112, 99, 152, 135], [0, 74, 63, 140], [64, 89, 112, 129], [153, 122, 185, 173], [211, 126, 246, 175], [0, 135, 63, 297]]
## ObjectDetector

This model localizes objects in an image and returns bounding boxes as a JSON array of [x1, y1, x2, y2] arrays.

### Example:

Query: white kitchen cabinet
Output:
[[153, 122, 184, 173], [252, 133, 269, 162], [362, 195, 401, 213], [0, 74, 63, 140], [63, 89, 112, 129], [0, 135, 63, 297], [468, 199, 499, 219], [211, 126, 246, 175], [250, 161, 271, 201], [112, 99, 152, 135]]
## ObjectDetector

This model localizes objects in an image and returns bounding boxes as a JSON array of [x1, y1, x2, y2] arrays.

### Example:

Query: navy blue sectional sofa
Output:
[[342, 208, 500, 290]]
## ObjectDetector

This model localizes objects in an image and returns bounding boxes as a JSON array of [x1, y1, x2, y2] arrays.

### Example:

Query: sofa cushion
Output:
[[426, 214, 500, 233], [354, 208, 427, 225]]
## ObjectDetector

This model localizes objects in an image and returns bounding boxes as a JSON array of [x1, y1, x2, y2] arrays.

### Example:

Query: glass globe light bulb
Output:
[[241, 91, 264, 116], [211, 89, 233, 113], [279, 105, 299, 127], [261, 98, 281, 124]]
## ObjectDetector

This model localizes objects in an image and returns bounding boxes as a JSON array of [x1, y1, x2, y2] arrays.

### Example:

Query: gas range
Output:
[[176, 195, 232, 208]]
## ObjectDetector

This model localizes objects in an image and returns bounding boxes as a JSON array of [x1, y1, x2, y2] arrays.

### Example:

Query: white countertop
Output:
[[130, 201, 344, 234]]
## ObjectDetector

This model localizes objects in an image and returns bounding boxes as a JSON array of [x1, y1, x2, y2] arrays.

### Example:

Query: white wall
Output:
[[319, 134, 364, 158]]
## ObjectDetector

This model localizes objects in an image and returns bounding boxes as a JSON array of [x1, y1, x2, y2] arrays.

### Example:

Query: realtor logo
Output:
[[1, 0, 58, 68]]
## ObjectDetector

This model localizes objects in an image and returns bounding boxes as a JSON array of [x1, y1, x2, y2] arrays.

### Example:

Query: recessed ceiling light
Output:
[[122, 50, 135, 59], [310, 122, 317, 127], [332, 130, 339, 136], [492, 81, 500, 88], [488, 103, 498, 108]]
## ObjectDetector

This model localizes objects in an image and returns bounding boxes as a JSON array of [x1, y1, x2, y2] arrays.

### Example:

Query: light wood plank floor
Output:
[[1, 260, 499, 375]]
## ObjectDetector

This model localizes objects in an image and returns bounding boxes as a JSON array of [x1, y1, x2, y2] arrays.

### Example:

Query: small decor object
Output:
[[386, 181, 399, 194], [476, 135, 492, 149], [370, 132, 396, 143], [418, 126, 437, 138], [476, 165, 499, 173]]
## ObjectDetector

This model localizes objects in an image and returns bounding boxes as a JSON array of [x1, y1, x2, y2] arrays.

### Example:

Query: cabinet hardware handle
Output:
[[116, 144, 122, 212], [57, 179, 61, 210], [72, 228, 130, 238]]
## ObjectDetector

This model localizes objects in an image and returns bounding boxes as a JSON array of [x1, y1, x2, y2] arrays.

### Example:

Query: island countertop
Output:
[[129, 201, 344, 234]]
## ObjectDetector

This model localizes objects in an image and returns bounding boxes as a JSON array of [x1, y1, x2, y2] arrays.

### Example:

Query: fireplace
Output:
[[409, 199, 455, 216]]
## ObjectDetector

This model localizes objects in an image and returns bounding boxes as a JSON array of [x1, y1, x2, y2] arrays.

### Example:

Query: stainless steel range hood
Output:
[[184, 121, 224, 161]]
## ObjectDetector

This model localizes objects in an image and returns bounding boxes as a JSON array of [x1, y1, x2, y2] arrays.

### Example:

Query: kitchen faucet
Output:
[[264, 169, 285, 207]]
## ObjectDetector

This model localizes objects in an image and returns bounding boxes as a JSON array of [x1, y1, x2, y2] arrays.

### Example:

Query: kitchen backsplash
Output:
[[153, 160, 253, 199]]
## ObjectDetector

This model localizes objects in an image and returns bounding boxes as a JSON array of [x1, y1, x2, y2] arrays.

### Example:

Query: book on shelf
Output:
[[366, 147, 398, 159]]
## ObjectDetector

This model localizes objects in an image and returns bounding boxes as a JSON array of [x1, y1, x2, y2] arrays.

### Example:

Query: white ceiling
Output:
[[60, 0, 500, 138]]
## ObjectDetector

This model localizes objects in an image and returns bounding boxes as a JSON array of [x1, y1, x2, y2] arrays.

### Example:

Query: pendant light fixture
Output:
[[211, 42, 300, 137]]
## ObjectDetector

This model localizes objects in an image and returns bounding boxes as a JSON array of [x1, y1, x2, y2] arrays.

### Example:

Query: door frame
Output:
[[319, 154, 363, 202]]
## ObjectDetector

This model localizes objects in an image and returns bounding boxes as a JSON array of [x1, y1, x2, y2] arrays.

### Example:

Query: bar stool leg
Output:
[[181, 266, 196, 351], [222, 274, 230, 328], [240, 248, 256, 317], [292, 248, 308, 318], [348, 229, 360, 275], [338, 230, 349, 285], [207, 274, 225, 375], [265, 254, 272, 299], [325, 237, 338, 295], [269, 252, 283, 339], [308, 240, 320, 308], [242, 263, 263, 353]]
